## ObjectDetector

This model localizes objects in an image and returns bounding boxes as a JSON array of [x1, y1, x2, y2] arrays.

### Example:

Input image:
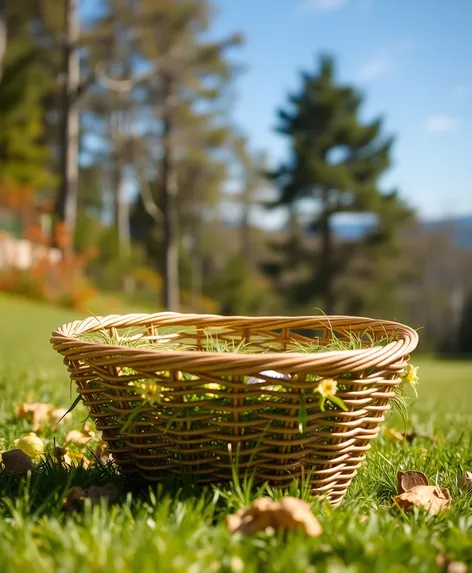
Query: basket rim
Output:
[[50, 312, 419, 375]]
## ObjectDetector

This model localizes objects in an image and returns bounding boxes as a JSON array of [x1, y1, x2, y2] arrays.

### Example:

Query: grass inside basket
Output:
[[72, 325, 415, 438]]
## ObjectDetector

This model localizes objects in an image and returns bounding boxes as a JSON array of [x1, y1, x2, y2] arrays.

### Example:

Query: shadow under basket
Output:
[[51, 313, 418, 506]]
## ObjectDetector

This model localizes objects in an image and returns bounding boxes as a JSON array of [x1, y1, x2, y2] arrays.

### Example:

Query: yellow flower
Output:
[[403, 364, 419, 387], [141, 382, 161, 403], [204, 382, 220, 398], [14, 432, 45, 459], [205, 383, 220, 391], [316, 378, 338, 397]]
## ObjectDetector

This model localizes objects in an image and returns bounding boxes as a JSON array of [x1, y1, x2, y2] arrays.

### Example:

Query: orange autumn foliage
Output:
[[0, 222, 97, 310]]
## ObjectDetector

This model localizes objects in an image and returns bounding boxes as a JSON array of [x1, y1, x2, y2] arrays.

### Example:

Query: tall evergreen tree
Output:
[[267, 55, 411, 315]]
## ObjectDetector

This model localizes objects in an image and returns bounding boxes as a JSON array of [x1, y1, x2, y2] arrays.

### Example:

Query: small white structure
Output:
[[0, 234, 62, 270]]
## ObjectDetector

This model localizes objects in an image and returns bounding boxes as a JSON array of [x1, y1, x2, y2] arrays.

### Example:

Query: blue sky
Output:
[[211, 0, 472, 222]]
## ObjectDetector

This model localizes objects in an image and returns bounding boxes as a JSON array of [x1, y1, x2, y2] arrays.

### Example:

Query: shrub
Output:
[[0, 223, 97, 310]]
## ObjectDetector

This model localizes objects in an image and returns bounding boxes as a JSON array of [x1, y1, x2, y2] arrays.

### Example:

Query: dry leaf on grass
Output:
[[49, 408, 70, 431], [15, 403, 71, 431], [53, 446, 67, 461], [437, 556, 469, 573], [383, 427, 436, 443], [394, 485, 451, 516], [226, 497, 322, 537], [16, 402, 53, 430], [397, 470, 429, 493], [92, 441, 111, 465], [458, 471, 472, 491], [87, 484, 118, 503], [14, 432, 45, 459], [385, 428, 417, 442], [446, 562, 468, 573], [55, 447, 91, 468], [63, 483, 118, 512], [0, 449, 34, 474], [65, 425, 95, 446], [50, 408, 68, 421]]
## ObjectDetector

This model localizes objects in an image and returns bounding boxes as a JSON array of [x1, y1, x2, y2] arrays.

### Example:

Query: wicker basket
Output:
[[51, 313, 418, 505]]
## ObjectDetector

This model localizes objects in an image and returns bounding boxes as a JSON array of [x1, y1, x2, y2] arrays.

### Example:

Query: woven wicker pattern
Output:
[[51, 313, 418, 505]]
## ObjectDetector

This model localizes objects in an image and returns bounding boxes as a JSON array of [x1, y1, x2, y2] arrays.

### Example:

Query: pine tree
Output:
[[267, 55, 412, 315]]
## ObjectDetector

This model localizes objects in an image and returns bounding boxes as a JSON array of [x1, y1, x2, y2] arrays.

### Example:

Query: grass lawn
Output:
[[0, 292, 471, 572]]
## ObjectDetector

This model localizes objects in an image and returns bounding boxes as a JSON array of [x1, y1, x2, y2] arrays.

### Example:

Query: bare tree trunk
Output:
[[161, 75, 180, 311], [109, 105, 135, 294], [113, 155, 130, 258], [321, 190, 334, 315], [240, 170, 254, 270], [110, 3, 131, 264], [190, 208, 203, 310], [0, 0, 6, 81], [111, 109, 131, 260], [55, 0, 80, 252]]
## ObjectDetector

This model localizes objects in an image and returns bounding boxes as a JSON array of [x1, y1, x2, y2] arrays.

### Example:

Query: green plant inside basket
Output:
[[71, 326, 418, 437]]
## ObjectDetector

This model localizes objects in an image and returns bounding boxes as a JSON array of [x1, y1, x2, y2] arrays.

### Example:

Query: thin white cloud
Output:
[[424, 114, 458, 133], [302, 0, 350, 12], [357, 57, 392, 80], [355, 38, 414, 82]]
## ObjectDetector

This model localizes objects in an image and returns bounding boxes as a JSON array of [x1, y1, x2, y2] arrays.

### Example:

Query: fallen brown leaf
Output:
[[384, 426, 437, 443], [53, 445, 91, 468], [458, 471, 472, 491], [226, 497, 322, 537], [437, 555, 469, 573], [64, 450, 91, 468], [92, 441, 111, 465], [397, 470, 429, 493], [15, 432, 45, 459], [53, 446, 67, 461], [50, 408, 68, 421], [0, 449, 34, 474], [15, 402, 54, 431], [86, 483, 118, 504], [49, 408, 70, 430], [83, 422, 95, 434], [15, 402, 71, 431], [63, 483, 118, 512], [385, 428, 417, 442], [447, 562, 468, 573], [65, 427, 95, 446], [63, 486, 86, 512], [394, 485, 451, 516]]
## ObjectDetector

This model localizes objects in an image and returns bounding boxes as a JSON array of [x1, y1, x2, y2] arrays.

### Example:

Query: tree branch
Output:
[[0, 28, 5, 82], [95, 61, 156, 92], [75, 61, 156, 103], [131, 137, 162, 223]]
